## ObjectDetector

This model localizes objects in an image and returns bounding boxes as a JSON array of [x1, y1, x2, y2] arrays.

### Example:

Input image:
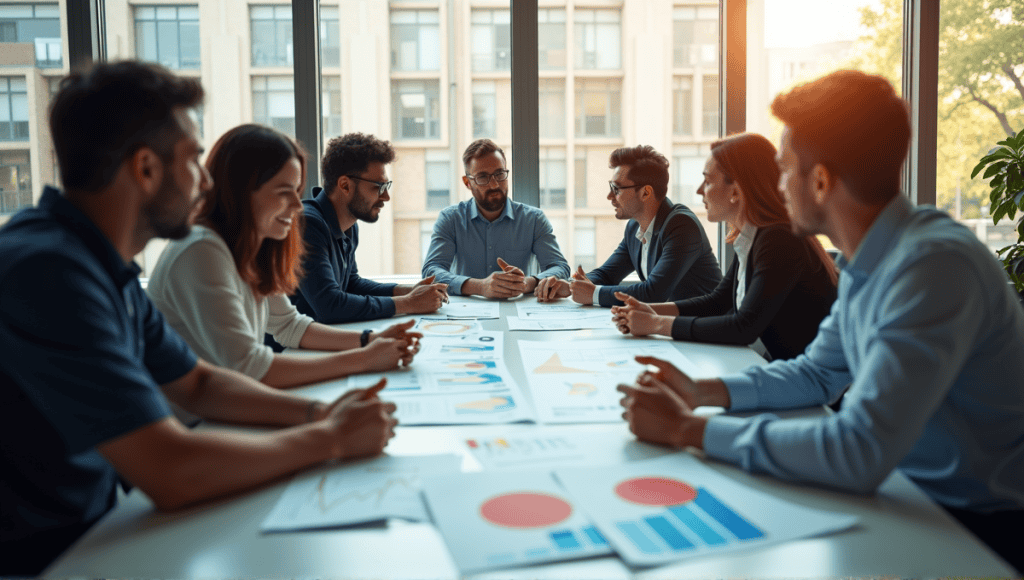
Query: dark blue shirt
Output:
[[0, 186, 197, 574], [292, 188, 398, 323]]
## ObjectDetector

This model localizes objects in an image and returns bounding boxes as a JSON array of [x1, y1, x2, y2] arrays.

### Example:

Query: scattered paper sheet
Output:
[[506, 315, 615, 331], [422, 470, 613, 574], [556, 454, 859, 567], [517, 338, 701, 423], [261, 454, 460, 533], [515, 301, 608, 319], [348, 331, 534, 425], [435, 297, 500, 319]]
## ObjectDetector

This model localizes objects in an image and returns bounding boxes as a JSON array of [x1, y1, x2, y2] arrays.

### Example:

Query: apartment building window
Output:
[[392, 80, 440, 140], [574, 9, 620, 70], [419, 219, 435, 262], [673, 6, 718, 67], [673, 76, 693, 136], [0, 150, 31, 214], [134, 5, 199, 70], [575, 79, 621, 137], [574, 217, 596, 272], [538, 9, 566, 70], [539, 148, 566, 209], [322, 76, 341, 138], [0, 3, 61, 67], [471, 9, 510, 72], [0, 76, 28, 141], [425, 151, 450, 210], [574, 149, 587, 208], [390, 10, 439, 72], [250, 5, 292, 67], [672, 146, 705, 206], [252, 76, 295, 136], [472, 81, 496, 139], [702, 75, 719, 136], [320, 5, 339, 67], [538, 78, 565, 139]]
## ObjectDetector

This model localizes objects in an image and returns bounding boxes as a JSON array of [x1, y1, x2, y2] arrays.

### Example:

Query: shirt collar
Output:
[[838, 194, 914, 276], [733, 223, 758, 259], [634, 223, 653, 245], [470, 197, 514, 223], [41, 186, 141, 287], [311, 187, 346, 240]]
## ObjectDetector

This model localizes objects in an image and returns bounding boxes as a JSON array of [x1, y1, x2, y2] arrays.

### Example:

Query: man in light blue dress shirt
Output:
[[619, 70, 1024, 573], [422, 139, 570, 298]]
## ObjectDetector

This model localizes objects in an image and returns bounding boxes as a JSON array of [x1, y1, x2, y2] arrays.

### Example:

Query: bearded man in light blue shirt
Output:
[[422, 139, 570, 298], [619, 70, 1024, 573]]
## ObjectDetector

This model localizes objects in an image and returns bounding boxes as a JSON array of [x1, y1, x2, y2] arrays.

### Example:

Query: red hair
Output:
[[711, 133, 838, 286], [197, 124, 307, 296]]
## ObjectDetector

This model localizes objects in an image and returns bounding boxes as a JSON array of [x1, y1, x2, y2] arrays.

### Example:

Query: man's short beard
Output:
[[477, 188, 506, 213], [349, 196, 380, 223], [145, 175, 193, 240]]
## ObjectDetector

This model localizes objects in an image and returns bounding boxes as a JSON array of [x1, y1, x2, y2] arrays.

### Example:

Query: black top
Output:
[[670, 224, 837, 361]]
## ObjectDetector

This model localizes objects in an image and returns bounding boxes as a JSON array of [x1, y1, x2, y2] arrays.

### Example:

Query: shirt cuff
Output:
[[671, 316, 694, 341], [702, 415, 749, 464], [449, 275, 471, 296], [592, 285, 604, 306], [721, 372, 760, 411]]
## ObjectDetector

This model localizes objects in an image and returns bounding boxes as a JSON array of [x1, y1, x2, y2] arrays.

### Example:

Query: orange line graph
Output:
[[312, 473, 419, 514]]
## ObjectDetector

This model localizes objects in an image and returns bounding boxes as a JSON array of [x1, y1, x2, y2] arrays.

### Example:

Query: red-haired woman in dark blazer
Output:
[[148, 124, 420, 388], [613, 132, 837, 361]]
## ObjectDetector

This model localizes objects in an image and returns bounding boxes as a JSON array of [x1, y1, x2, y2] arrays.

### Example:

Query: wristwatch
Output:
[[360, 329, 372, 347]]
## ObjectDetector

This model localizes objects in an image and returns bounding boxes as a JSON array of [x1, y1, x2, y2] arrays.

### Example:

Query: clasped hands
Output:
[[534, 266, 597, 303], [477, 257, 538, 299], [617, 355, 729, 450]]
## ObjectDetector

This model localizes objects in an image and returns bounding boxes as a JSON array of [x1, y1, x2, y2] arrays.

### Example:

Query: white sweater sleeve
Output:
[[150, 235, 278, 380], [266, 293, 313, 348]]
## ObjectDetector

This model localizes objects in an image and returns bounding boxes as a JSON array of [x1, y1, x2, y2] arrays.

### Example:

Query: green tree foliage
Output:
[[848, 0, 1024, 219]]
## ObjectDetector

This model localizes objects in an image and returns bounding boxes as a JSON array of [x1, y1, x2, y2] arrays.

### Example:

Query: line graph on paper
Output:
[[261, 455, 461, 532]]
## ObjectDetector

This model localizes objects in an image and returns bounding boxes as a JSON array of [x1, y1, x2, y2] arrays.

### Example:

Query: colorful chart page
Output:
[[555, 454, 859, 567], [422, 471, 613, 574], [261, 454, 461, 533], [435, 297, 500, 319]]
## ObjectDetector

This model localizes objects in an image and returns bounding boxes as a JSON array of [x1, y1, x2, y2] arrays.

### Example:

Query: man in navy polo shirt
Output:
[[293, 132, 449, 323], [0, 61, 398, 577]]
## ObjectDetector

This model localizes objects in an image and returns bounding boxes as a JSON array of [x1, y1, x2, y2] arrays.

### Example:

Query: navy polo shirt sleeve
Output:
[[138, 283, 200, 385], [2, 253, 176, 454]]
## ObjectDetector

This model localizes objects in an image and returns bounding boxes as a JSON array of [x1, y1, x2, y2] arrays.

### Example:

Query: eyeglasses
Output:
[[466, 169, 510, 186], [609, 181, 643, 196], [347, 175, 393, 196]]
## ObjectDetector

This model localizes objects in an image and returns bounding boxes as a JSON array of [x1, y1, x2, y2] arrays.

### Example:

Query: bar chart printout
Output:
[[421, 471, 612, 573], [555, 454, 859, 566]]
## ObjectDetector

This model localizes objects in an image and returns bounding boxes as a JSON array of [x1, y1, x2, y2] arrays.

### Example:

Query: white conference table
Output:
[[45, 296, 1016, 578]]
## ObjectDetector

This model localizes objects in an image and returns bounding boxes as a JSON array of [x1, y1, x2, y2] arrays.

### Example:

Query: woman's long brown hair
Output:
[[711, 132, 838, 286], [196, 124, 307, 296]]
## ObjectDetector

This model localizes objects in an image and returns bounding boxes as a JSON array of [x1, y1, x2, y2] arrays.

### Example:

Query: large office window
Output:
[[574, 9, 620, 70], [574, 217, 596, 272], [390, 10, 439, 72], [320, 4, 339, 68], [322, 76, 341, 139], [575, 79, 621, 137], [252, 76, 295, 136], [250, 5, 292, 67], [674, 6, 718, 67], [539, 147, 566, 209], [538, 78, 565, 139], [0, 76, 28, 141], [470, 9, 510, 72], [425, 151, 450, 211], [392, 80, 440, 140], [0, 149, 30, 214], [702, 75, 719, 136], [0, 3, 60, 68], [135, 5, 200, 70], [672, 146, 707, 206], [538, 8, 566, 70]]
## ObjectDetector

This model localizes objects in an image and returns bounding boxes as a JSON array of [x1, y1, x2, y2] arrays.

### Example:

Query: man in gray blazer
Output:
[[537, 145, 722, 306]]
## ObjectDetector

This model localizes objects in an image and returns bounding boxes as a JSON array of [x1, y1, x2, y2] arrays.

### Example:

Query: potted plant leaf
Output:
[[971, 129, 1024, 299]]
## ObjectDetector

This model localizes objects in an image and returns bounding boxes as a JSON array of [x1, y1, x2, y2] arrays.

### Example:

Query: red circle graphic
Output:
[[479, 492, 573, 528], [614, 477, 697, 506]]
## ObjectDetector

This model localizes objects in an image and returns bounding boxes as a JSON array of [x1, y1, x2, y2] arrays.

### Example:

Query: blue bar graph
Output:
[[616, 521, 661, 554], [692, 489, 764, 540], [669, 505, 727, 545], [550, 530, 582, 550], [644, 516, 695, 551], [583, 526, 607, 545]]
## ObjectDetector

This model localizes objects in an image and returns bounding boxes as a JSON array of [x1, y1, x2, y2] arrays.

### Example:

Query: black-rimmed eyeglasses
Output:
[[466, 169, 510, 186], [347, 175, 393, 196], [609, 181, 643, 196]]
